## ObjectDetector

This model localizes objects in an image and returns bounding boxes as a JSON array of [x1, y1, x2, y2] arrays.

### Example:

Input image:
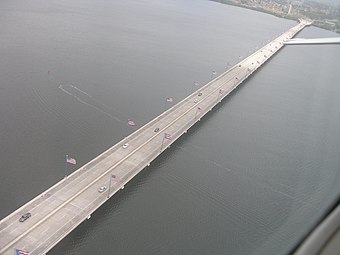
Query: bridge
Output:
[[0, 20, 311, 255], [284, 37, 340, 45]]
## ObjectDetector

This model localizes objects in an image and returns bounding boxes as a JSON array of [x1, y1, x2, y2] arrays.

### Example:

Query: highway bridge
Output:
[[284, 37, 340, 45], [0, 20, 311, 255]]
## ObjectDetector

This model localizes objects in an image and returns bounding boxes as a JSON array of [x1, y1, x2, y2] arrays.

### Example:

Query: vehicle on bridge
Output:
[[98, 186, 107, 193], [19, 212, 31, 222]]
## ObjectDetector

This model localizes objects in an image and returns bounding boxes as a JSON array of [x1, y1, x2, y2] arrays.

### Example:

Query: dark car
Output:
[[198, 92, 202, 96], [154, 127, 160, 132], [19, 212, 31, 222]]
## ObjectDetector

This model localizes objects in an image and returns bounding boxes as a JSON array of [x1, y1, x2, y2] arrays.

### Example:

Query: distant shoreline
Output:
[[211, 0, 340, 34]]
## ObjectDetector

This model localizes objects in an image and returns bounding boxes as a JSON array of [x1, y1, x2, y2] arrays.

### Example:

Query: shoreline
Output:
[[211, 0, 340, 34]]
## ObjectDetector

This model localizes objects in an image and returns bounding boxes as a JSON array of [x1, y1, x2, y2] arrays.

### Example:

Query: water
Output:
[[0, 0, 339, 254]]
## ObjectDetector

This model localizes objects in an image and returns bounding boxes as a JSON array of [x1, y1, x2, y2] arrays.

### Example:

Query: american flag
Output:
[[15, 249, 30, 255], [164, 133, 172, 140], [127, 119, 136, 126], [66, 155, 76, 165], [166, 97, 173, 102], [112, 174, 120, 182]]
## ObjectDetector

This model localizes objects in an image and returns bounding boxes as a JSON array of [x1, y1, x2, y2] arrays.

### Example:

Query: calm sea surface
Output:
[[0, 0, 339, 254]]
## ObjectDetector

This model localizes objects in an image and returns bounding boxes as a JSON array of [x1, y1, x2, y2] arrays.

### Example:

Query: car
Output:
[[198, 92, 202, 96], [122, 143, 129, 149], [19, 212, 31, 222], [98, 186, 107, 193], [238, 64, 242, 67], [154, 127, 159, 132], [194, 99, 198, 103]]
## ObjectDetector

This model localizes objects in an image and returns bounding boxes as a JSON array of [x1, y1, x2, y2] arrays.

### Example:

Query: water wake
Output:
[[58, 84, 125, 123]]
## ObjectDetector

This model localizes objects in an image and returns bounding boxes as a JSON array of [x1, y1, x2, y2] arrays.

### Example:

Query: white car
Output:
[[122, 143, 129, 149], [98, 186, 107, 193], [194, 99, 198, 103]]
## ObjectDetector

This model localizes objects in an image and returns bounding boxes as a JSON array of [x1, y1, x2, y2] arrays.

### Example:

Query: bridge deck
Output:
[[0, 20, 310, 255], [284, 37, 340, 45]]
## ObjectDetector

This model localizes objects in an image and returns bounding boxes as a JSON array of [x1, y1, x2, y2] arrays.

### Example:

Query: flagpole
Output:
[[194, 107, 200, 120], [160, 135, 165, 153], [216, 90, 221, 104], [164, 99, 167, 112], [64, 155, 68, 178], [107, 174, 112, 199], [190, 81, 199, 94], [211, 71, 216, 80]]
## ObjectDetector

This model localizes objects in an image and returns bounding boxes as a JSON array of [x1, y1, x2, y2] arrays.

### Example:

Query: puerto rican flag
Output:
[[127, 119, 136, 126], [66, 155, 76, 165], [15, 249, 30, 255], [164, 133, 172, 140]]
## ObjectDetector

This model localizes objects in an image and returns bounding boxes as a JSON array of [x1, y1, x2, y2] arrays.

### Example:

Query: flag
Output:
[[127, 119, 136, 126], [112, 174, 120, 182], [166, 97, 173, 103], [15, 249, 30, 255], [164, 133, 172, 140], [66, 155, 76, 165]]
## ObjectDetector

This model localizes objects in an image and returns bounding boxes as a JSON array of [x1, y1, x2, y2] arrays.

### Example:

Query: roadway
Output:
[[0, 20, 310, 255], [284, 37, 340, 45]]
